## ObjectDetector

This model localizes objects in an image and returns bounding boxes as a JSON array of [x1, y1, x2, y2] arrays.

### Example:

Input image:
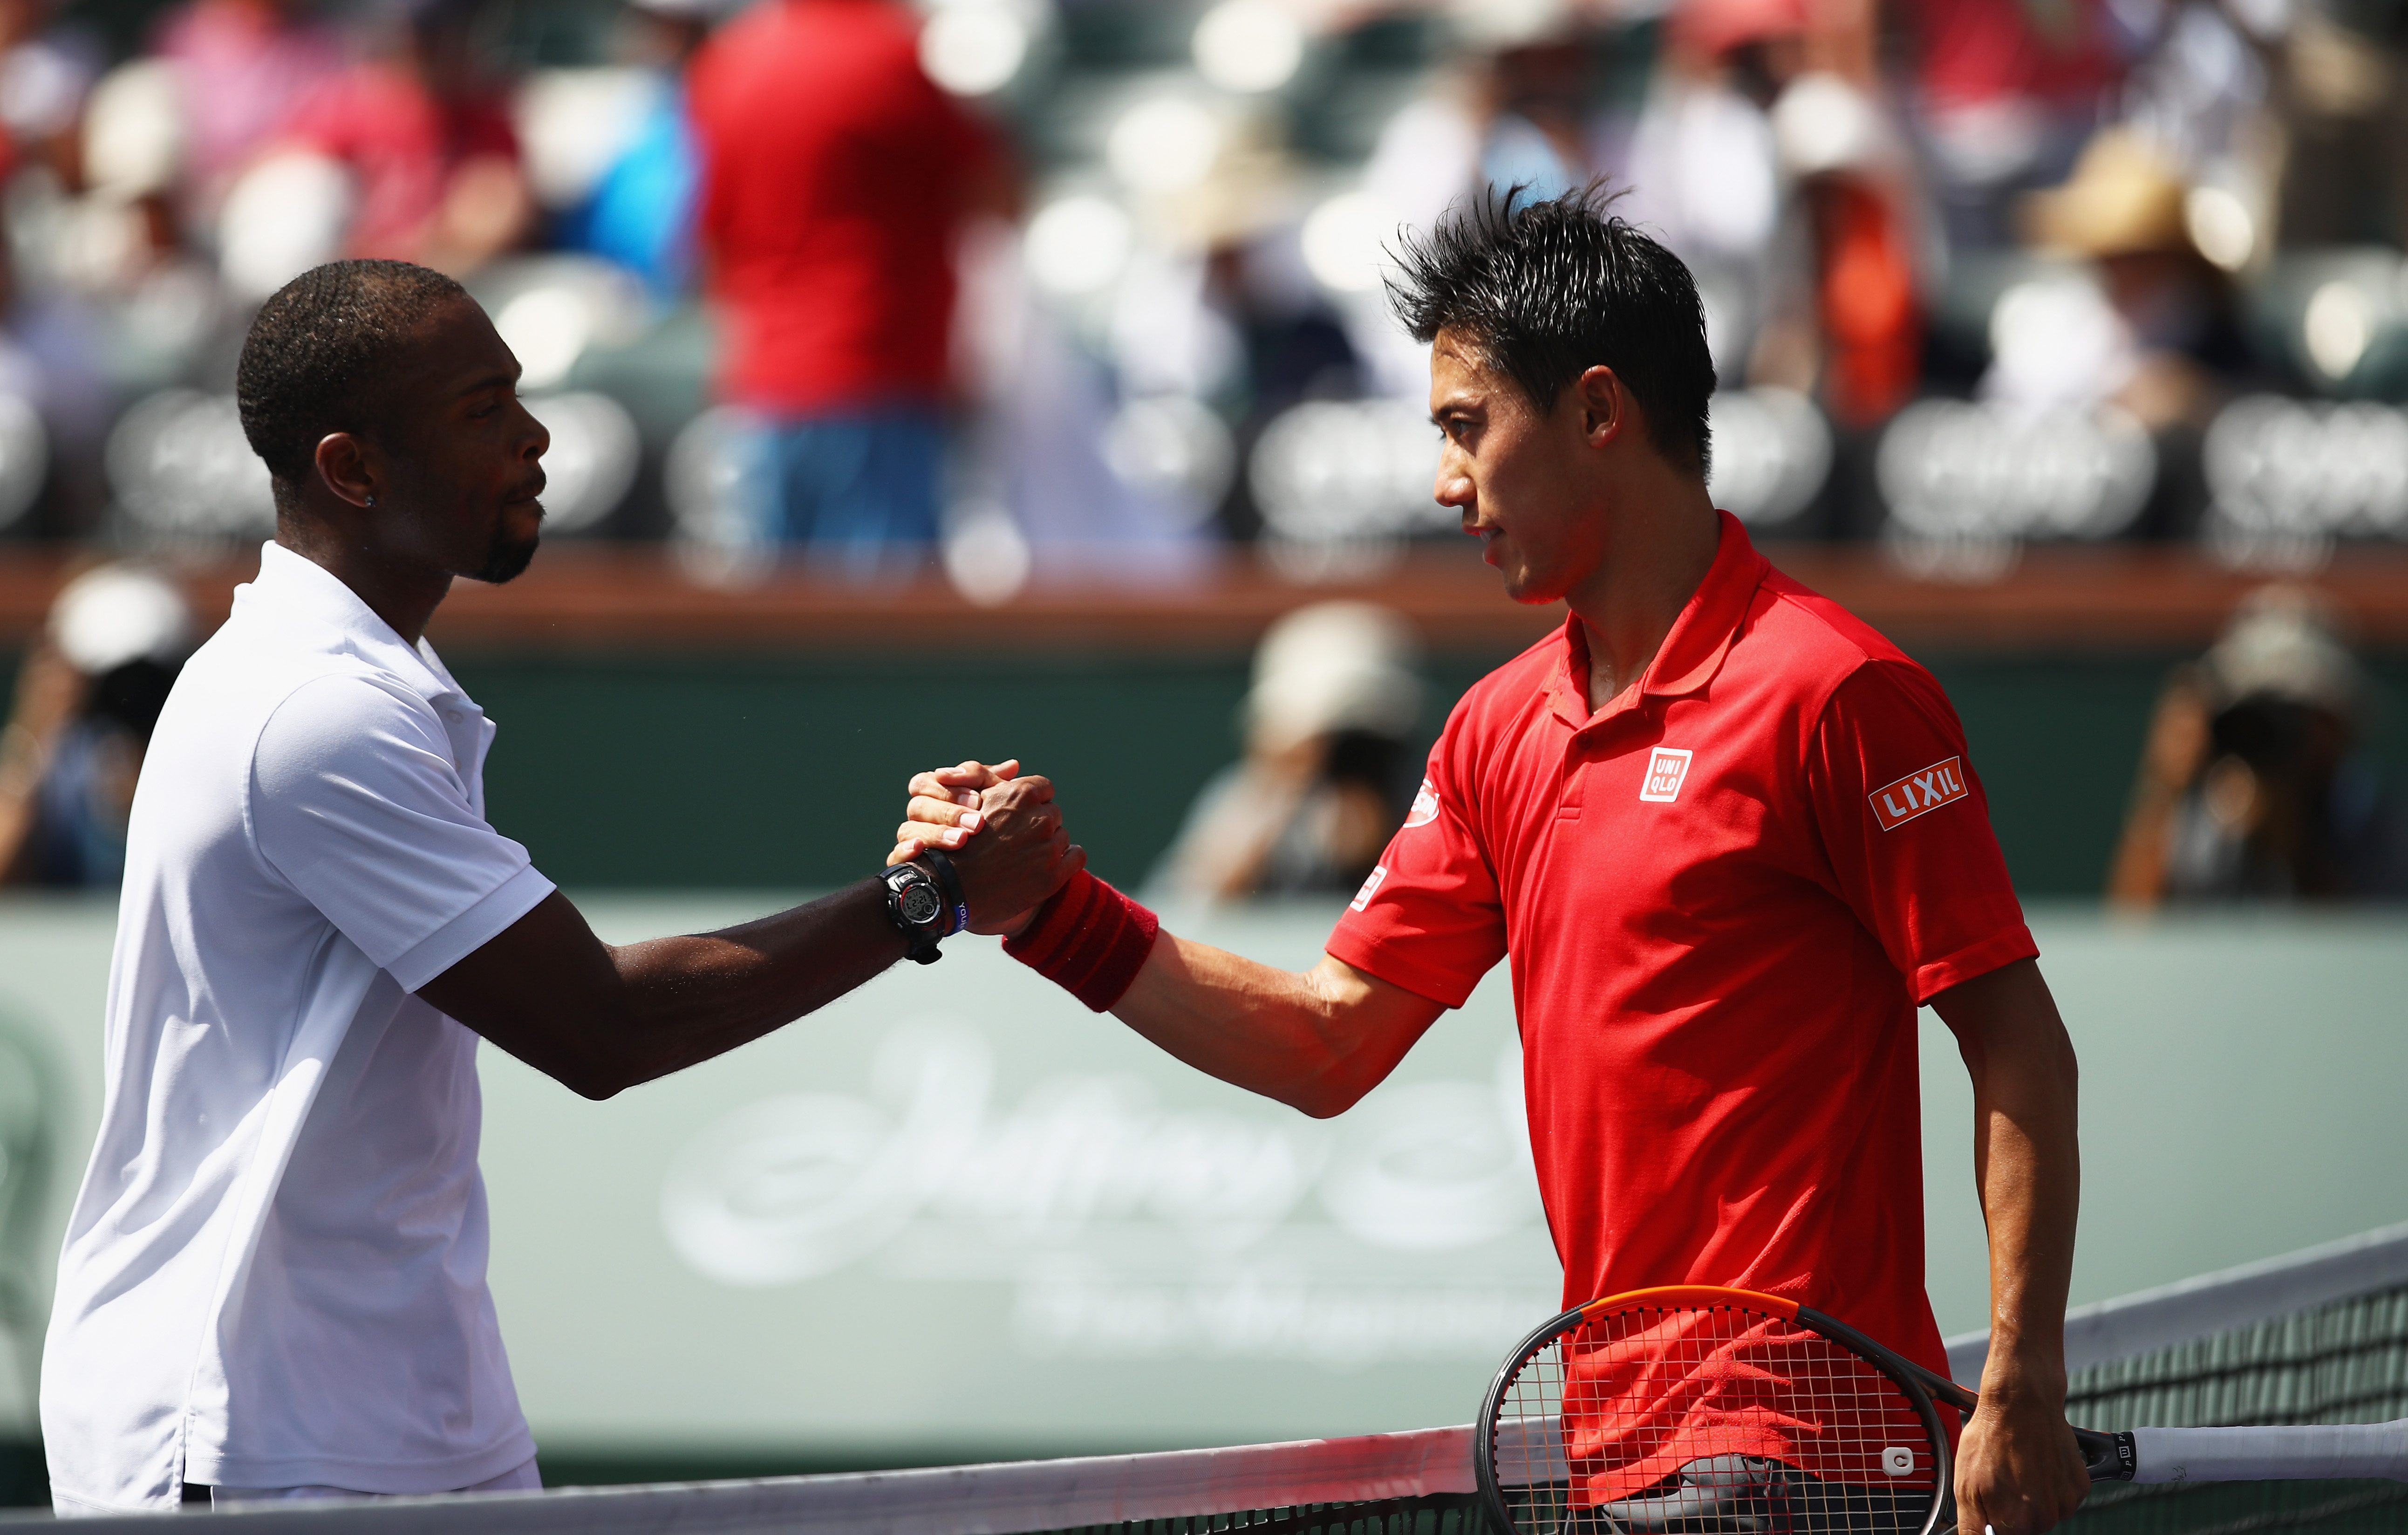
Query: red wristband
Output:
[[1003, 870, 1160, 1013]]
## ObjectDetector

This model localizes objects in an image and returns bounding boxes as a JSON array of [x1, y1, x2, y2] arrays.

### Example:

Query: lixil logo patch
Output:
[[1870, 756, 1968, 830], [1638, 747, 1693, 803]]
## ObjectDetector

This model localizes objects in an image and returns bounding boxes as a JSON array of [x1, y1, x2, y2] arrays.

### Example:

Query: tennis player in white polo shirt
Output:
[[38, 260, 1081, 1515]]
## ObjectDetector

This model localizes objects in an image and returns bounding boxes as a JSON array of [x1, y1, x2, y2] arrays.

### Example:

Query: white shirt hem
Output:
[[189, 1428, 540, 1498], [388, 863, 557, 993]]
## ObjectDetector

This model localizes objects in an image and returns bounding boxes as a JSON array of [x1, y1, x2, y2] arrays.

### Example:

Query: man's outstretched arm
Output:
[[1113, 940, 1446, 1118], [421, 774, 1080, 1100], [894, 761, 1446, 1118], [1932, 957, 2087, 1535]]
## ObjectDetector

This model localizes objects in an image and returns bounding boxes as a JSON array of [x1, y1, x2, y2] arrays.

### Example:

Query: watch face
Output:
[[899, 884, 943, 926]]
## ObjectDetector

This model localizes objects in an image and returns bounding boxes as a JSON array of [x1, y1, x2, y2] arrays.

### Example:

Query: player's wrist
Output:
[[1003, 869, 1158, 1012], [1978, 1345, 2068, 1407]]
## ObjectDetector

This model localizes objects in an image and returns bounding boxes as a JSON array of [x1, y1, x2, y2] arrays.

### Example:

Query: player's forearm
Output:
[[1110, 939, 1426, 1118], [592, 881, 907, 1093], [1940, 960, 2083, 1395], [435, 884, 907, 1099], [1975, 1080, 2079, 1393]]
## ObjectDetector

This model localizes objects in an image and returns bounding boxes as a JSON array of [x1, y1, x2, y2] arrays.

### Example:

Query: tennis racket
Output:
[[1474, 1286, 2124, 1535], [1477, 1286, 2408, 1535]]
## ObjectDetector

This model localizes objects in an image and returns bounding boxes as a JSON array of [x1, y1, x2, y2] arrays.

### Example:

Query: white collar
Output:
[[238, 541, 468, 708]]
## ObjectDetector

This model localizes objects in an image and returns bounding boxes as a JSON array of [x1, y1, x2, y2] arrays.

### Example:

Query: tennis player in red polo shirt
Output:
[[900, 190, 2086, 1535]]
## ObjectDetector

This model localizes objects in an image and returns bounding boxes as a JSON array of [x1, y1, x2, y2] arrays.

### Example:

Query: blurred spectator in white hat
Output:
[[0, 565, 194, 888], [2109, 585, 2408, 905], [1148, 602, 1423, 903], [1998, 126, 2252, 446]]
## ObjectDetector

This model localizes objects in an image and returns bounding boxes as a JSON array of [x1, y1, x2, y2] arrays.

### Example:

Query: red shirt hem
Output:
[[1910, 926, 2040, 1007], [1322, 927, 1480, 1011]]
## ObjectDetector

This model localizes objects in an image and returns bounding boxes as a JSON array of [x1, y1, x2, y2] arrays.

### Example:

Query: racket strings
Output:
[[1491, 1302, 1942, 1535]]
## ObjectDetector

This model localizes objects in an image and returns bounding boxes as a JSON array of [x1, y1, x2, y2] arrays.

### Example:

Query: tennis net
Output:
[[1951, 1221, 2408, 1535], [37, 1228, 2408, 1535], [27, 1427, 1494, 1535]]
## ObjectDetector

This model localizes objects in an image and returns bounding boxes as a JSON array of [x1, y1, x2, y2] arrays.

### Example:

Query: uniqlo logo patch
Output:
[[1870, 756, 1969, 830], [1638, 747, 1693, 802], [1350, 864, 1388, 911]]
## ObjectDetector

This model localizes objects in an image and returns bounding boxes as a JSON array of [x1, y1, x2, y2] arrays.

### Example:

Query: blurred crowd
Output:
[[4, 0, 2408, 589]]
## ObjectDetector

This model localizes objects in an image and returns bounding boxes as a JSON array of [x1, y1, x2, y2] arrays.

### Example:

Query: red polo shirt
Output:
[[1327, 513, 2034, 1394]]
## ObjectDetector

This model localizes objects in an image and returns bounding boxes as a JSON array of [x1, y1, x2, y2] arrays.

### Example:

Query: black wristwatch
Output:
[[881, 850, 967, 964]]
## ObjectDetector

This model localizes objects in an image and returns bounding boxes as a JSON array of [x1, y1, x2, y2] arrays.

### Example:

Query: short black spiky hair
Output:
[[1388, 186, 1715, 476], [236, 260, 470, 500]]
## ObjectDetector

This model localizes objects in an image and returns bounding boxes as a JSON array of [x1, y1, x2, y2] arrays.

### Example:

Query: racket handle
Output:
[[1932, 1432, 2135, 1535], [2079, 1427, 2137, 1482], [2126, 1422, 2408, 1483], [1896, 1357, 2134, 1483]]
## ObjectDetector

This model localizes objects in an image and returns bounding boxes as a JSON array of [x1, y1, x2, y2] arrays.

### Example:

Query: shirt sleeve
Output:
[[251, 675, 556, 993], [1323, 737, 1508, 1009], [1806, 659, 2037, 1004]]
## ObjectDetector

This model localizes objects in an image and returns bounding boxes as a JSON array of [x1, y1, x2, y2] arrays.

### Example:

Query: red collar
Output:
[[1548, 510, 1770, 730]]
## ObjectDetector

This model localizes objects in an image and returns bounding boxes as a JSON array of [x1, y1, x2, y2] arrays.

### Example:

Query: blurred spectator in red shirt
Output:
[[274, 0, 531, 273], [687, 0, 1001, 582], [152, 0, 341, 234]]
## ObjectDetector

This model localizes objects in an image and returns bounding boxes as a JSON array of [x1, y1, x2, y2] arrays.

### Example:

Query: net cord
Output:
[[1947, 1221, 2408, 1385], [31, 1427, 1481, 1535]]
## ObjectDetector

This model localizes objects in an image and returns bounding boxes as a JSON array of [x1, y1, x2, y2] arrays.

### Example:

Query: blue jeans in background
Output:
[[737, 406, 945, 585]]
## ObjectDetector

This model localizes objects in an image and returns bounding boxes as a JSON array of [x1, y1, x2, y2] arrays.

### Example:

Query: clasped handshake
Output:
[[884, 757, 1085, 936], [881, 756, 1165, 1013]]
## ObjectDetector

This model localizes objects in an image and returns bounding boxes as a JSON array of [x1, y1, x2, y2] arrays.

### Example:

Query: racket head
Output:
[[1476, 1287, 1954, 1535]]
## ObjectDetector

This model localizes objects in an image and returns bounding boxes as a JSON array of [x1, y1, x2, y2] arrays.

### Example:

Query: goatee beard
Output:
[[474, 531, 540, 585]]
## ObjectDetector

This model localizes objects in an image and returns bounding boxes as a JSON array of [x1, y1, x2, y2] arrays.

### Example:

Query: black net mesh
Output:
[[1018, 1497, 1489, 1535], [2062, 1282, 2408, 1534]]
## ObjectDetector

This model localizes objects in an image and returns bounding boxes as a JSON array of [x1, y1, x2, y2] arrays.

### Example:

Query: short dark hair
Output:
[[1388, 186, 1716, 476], [236, 259, 470, 501]]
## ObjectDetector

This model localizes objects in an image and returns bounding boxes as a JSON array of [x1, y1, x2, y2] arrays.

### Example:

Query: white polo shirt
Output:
[[41, 542, 556, 1514]]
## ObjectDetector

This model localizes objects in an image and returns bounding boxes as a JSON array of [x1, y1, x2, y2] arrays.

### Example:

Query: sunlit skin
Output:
[[1425, 329, 1718, 712], [906, 326, 2090, 1535], [275, 292, 550, 646]]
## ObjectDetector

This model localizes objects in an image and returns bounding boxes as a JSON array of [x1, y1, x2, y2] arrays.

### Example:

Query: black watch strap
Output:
[[880, 863, 946, 964], [918, 848, 969, 939]]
